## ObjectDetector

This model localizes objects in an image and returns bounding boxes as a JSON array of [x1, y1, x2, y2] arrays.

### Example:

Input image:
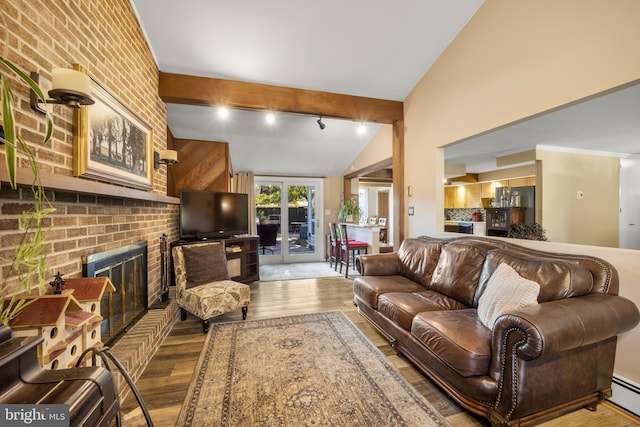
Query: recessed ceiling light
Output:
[[357, 123, 367, 135], [217, 107, 229, 119], [265, 112, 276, 125]]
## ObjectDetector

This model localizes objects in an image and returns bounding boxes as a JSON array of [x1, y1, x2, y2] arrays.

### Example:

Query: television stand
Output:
[[170, 236, 259, 284]]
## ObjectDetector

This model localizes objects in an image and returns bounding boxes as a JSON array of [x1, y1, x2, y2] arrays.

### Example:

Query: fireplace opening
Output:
[[82, 241, 148, 345]]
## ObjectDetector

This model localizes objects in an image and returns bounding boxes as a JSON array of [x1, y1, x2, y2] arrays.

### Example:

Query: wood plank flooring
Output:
[[121, 276, 640, 426]]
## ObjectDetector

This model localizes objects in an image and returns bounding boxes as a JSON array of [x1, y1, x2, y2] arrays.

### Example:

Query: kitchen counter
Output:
[[344, 223, 381, 254]]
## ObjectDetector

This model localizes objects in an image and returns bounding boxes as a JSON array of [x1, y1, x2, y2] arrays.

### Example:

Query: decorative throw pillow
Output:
[[477, 263, 540, 329], [182, 243, 230, 289]]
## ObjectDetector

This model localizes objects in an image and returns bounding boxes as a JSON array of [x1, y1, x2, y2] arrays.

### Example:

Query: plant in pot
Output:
[[338, 199, 362, 223], [0, 22, 55, 325]]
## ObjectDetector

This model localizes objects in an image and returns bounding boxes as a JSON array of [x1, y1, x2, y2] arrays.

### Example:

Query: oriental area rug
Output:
[[177, 311, 450, 427]]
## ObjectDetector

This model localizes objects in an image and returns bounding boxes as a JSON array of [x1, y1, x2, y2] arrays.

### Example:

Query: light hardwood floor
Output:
[[121, 276, 640, 426]]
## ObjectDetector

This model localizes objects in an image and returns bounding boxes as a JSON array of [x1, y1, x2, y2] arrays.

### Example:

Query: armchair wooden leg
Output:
[[180, 308, 187, 321], [202, 318, 210, 334], [241, 306, 248, 320]]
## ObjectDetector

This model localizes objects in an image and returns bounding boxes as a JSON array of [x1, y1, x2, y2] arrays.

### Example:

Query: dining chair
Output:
[[339, 223, 368, 278]]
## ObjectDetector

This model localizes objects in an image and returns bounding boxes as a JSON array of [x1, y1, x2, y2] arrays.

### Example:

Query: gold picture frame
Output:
[[73, 73, 153, 190]]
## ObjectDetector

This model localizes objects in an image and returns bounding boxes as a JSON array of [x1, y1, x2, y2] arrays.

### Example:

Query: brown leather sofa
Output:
[[353, 236, 640, 426]]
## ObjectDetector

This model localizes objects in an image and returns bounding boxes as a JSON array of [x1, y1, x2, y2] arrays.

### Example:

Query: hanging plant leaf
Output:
[[1, 78, 17, 188], [0, 13, 56, 325]]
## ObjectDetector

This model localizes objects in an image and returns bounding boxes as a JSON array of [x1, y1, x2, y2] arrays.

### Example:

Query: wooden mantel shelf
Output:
[[1, 166, 180, 205]]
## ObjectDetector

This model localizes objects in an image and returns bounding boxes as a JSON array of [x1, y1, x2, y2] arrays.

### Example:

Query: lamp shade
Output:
[[48, 68, 94, 107], [51, 68, 91, 96], [160, 150, 178, 163]]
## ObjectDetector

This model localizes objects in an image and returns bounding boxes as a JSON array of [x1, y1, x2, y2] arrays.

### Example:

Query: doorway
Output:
[[255, 177, 323, 264]]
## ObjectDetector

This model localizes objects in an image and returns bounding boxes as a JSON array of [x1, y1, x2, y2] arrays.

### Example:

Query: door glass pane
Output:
[[287, 185, 315, 256], [256, 184, 282, 256], [255, 178, 322, 263]]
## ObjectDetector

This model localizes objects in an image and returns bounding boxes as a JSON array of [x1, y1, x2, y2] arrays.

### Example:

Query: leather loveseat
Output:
[[353, 236, 640, 426]]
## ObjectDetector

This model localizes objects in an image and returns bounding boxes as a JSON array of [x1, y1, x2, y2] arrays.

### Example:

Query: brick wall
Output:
[[0, 0, 179, 305]]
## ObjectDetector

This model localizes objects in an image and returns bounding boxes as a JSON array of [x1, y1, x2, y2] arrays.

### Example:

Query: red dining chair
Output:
[[339, 223, 368, 278]]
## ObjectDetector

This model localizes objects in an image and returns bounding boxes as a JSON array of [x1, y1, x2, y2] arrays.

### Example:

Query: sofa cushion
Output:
[[412, 309, 492, 377], [429, 241, 490, 306], [353, 275, 425, 309], [378, 290, 467, 331], [396, 238, 445, 287], [475, 250, 594, 305], [182, 243, 230, 289], [477, 263, 540, 329]]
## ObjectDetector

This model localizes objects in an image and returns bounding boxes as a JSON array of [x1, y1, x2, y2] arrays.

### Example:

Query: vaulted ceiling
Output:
[[131, 0, 484, 176]]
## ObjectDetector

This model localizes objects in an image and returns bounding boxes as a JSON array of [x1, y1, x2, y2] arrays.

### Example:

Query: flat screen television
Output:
[[179, 190, 249, 240]]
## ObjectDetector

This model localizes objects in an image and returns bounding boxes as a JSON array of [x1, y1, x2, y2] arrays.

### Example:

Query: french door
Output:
[[255, 177, 323, 264]]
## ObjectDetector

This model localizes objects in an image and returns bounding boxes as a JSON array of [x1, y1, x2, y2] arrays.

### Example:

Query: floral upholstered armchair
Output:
[[172, 241, 250, 333]]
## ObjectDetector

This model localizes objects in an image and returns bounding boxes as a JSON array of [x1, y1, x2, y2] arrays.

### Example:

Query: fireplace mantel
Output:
[[1, 166, 179, 204]]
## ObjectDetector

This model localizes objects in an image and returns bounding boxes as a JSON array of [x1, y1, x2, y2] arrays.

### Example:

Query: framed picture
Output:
[[73, 75, 153, 190], [378, 217, 387, 226]]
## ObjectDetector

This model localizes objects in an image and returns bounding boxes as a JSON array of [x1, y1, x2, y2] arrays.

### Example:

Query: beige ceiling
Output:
[[131, 0, 484, 176]]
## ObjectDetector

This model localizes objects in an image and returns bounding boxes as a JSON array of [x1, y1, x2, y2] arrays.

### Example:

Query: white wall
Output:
[[619, 157, 640, 249], [345, 125, 392, 174], [402, 0, 640, 383], [538, 149, 619, 247]]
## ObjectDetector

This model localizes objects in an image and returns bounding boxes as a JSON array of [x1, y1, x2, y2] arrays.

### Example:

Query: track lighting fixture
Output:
[[317, 117, 326, 130]]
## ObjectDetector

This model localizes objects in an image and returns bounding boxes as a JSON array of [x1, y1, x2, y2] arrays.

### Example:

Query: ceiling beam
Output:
[[159, 72, 405, 245], [344, 158, 393, 180], [159, 72, 403, 124], [362, 169, 393, 180]]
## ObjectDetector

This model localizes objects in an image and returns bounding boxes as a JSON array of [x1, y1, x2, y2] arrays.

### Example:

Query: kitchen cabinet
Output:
[[445, 176, 536, 209], [466, 184, 482, 208], [445, 185, 482, 208], [481, 180, 509, 198], [444, 186, 465, 208], [485, 207, 525, 237]]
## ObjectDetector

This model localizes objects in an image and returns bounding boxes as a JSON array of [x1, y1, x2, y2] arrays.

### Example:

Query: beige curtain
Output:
[[233, 172, 256, 235]]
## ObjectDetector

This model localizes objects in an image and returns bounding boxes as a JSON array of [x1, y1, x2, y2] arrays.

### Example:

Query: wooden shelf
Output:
[[224, 236, 260, 283], [1, 166, 180, 205]]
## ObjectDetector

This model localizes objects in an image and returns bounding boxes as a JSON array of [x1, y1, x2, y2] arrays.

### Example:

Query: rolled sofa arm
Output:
[[492, 293, 640, 362], [356, 253, 399, 276]]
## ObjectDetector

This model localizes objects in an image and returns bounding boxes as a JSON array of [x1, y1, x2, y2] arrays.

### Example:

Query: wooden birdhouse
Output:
[[6, 294, 93, 369], [62, 277, 116, 353]]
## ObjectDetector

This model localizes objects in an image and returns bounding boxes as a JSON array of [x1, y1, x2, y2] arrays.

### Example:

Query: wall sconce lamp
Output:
[[30, 68, 95, 114], [154, 149, 179, 169]]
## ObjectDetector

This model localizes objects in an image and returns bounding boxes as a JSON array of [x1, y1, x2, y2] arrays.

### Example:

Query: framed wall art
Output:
[[73, 73, 153, 190]]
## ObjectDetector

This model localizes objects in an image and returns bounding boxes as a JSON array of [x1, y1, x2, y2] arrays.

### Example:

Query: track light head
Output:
[[317, 117, 326, 130]]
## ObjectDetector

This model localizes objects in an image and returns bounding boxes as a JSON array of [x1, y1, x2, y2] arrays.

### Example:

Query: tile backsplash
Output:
[[445, 208, 485, 222]]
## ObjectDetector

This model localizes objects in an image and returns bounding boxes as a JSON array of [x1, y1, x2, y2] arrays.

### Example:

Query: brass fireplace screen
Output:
[[82, 241, 148, 345]]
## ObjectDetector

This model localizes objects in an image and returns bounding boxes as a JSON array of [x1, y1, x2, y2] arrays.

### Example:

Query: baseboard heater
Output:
[[609, 374, 640, 417]]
